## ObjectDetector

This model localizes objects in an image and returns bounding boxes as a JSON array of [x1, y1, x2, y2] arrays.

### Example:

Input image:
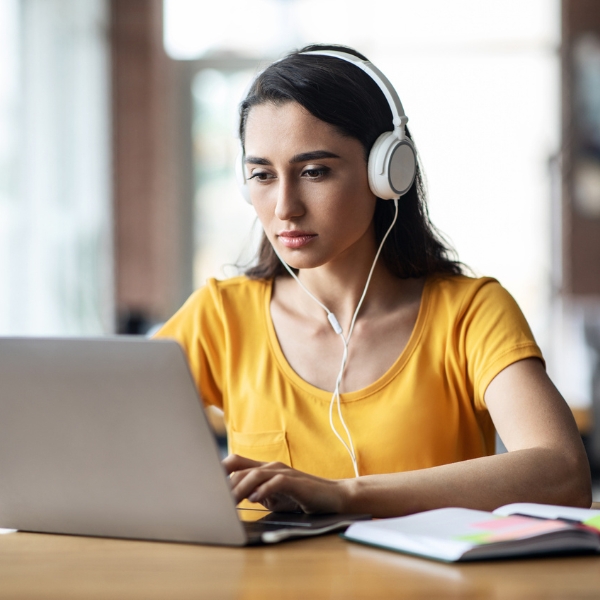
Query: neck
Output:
[[291, 241, 402, 333]]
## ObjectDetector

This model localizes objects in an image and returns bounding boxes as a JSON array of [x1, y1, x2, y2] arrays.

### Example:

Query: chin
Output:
[[281, 257, 325, 271], [277, 249, 328, 271]]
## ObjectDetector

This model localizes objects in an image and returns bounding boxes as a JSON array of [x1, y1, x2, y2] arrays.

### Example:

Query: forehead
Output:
[[244, 101, 349, 155]]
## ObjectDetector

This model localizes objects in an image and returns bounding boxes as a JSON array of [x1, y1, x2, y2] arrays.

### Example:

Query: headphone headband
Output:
[[299, 50, 408, 140]]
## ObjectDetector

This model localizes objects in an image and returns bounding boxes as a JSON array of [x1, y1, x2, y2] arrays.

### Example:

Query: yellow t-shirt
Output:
[[155, 274, 543, 480]]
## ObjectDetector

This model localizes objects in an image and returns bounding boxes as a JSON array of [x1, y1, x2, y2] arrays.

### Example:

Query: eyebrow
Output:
[[244, 150, 341, 165]]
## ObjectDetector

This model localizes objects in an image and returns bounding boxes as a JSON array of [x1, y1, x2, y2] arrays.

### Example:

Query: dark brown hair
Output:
[[239, 44, 464, 280]]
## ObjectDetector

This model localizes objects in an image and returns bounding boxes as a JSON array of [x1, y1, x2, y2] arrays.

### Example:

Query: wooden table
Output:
[[1, 526, 600, 599]]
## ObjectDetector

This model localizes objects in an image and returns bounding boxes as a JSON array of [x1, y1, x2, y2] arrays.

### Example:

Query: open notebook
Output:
[[343, 503, 600, 562], [0, 337, 368, 545]]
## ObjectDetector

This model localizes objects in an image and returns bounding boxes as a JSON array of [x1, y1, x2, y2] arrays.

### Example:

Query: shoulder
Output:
[[178, 276, 270, 309], [156, 276, 271, 333], [203, 276, 271, 311], [208, 274, 271, 294], [426, 274, 534, 340], [429, 274, 500, 299], [427, 274, 538, 350], [427, 275, 514, 316], [154, 276, 272, 345]]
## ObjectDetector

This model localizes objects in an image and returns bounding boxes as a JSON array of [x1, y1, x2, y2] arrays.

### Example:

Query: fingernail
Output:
[[249, 493, 258, 502]]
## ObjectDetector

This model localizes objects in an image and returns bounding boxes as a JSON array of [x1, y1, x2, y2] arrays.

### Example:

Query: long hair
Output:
[[239, 44, 464, 280]]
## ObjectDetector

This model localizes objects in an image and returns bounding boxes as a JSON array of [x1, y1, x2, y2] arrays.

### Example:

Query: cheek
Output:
[[336, 165, 374, 209], [328, 181, 376, 228], [251, 199, 277, 236]]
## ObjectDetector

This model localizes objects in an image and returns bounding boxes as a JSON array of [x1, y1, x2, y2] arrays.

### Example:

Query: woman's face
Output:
[[243, 101, 377, 271]]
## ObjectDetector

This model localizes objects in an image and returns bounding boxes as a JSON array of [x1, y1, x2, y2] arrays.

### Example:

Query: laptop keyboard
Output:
[[243, 518, 312, 535]]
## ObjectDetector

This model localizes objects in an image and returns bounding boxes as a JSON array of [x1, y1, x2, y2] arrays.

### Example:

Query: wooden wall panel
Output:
[[562, 0, 600, 297], [111, 0, 191, 331]]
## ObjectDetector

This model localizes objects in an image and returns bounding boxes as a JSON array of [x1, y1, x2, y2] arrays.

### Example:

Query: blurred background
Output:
[[3, 0, 600, 475]]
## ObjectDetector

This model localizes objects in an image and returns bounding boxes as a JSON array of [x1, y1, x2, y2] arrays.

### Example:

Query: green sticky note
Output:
[[583, 515, 600, 531], [455, 532, 492, 545]]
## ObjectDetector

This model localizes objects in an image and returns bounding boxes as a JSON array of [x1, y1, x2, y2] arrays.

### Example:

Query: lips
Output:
[[277, 230, 318, 249]]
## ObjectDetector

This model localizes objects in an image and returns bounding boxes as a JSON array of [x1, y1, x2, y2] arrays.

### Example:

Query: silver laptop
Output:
[[0, 337, 368, 545]]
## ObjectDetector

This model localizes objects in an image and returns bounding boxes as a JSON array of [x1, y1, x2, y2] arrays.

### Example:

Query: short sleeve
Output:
[[153, 280, 225, 409], [461, 280, 544, 411]]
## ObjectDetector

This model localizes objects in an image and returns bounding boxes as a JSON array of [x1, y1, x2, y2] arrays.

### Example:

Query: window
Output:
[[0, 0, 112, 335]]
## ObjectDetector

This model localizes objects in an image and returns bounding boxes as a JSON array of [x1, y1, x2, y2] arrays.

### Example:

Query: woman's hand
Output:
[[222, 454, 349, 514]]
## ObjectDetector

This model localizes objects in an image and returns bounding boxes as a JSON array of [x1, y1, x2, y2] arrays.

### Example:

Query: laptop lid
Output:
[[0, 337, 247, 545]]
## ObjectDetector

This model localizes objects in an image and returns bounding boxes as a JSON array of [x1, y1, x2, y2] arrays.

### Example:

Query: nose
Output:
[[274, 176, 304, 221]]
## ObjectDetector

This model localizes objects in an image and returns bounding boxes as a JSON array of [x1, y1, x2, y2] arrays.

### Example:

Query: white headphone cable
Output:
[[272, 199, 399, 477]]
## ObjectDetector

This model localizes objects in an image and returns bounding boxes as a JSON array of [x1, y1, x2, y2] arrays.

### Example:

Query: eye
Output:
[[302, 167, 330, 180], [247, 170, 275, 183]]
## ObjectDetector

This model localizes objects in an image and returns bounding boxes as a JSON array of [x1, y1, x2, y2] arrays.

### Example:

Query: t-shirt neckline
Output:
[[263, 276, 432, 403]]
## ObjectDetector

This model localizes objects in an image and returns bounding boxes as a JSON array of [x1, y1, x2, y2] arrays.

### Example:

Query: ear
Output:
[[367, 133, 416, 200], [235, 143, 252, 204]]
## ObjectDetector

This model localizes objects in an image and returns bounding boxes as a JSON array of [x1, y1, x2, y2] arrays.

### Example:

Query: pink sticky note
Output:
[[472, 516, 534, 531]]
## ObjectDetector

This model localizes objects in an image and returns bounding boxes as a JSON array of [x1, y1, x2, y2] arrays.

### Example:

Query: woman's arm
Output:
[[224, 358, 592, 517]]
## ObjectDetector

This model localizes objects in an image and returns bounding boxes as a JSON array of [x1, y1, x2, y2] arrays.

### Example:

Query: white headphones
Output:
[[236, 49, 417, 203]]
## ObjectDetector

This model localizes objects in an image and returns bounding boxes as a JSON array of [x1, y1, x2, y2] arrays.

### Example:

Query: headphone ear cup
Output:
[[235, 150, 252, 204], [368, 132, 416, 200]]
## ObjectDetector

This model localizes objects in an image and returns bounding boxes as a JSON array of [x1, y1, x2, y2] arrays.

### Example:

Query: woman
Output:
[[156, 44, 591, 517]]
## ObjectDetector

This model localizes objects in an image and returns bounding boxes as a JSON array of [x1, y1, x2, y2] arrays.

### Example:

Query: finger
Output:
[[251, 491, 301, 513], [249, 474, 315, 513], [250, 474, 343, 514], [229, 465, 288, 503], [222, 453, 265, 475], [228, 461, 288, 493], [247, 473, 299, 506]]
